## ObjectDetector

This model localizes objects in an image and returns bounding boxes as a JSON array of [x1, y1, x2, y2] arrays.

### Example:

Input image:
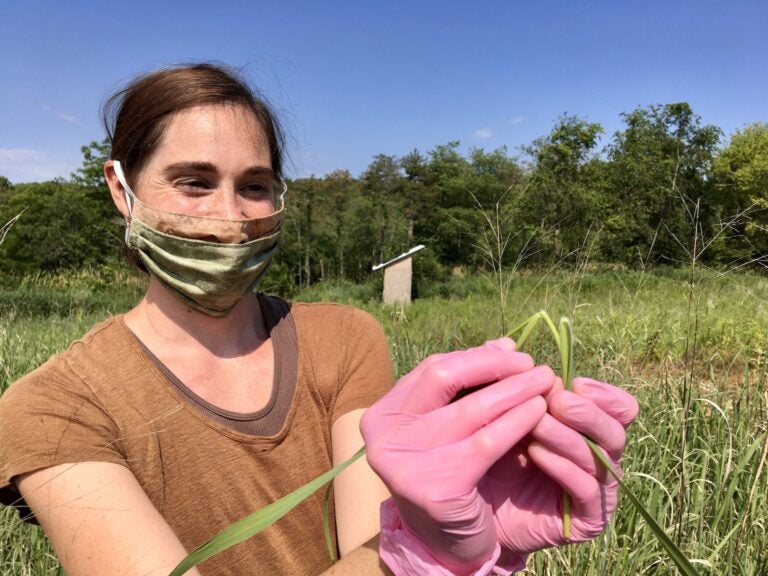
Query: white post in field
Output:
[[372, 245, 425, 306]]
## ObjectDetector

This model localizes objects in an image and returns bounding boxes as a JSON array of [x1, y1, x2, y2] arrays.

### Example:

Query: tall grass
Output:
[[1, 268, 767, 574], [375, 266, 768, 574]]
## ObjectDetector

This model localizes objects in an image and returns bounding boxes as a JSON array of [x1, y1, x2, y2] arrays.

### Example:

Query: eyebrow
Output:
[[163, 162, 274, 177]]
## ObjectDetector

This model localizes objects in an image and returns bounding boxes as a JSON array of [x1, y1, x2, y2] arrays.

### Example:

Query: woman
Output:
[[0, 63, 637, 575]]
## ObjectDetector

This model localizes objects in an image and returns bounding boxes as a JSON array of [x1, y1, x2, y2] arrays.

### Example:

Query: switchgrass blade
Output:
[[168, 446, 366, 576], [510, 311, 573, 538], [540, 310, 560, 343], [510, 311, 544, 350], [583, 437, 701, 576], [322, 482, 336, 562], [557, 316, 574, 539], [558, 317, 574, 391]]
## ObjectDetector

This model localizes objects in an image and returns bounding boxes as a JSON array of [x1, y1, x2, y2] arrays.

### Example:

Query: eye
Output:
[[177, 179, 211, 193], [242, 181, 273, 197]]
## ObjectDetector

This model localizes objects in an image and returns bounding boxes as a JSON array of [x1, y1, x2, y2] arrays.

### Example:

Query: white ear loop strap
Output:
[[276, 179, 288, 209], [112, 160, 137, 214], [112, 160, 137, 245]]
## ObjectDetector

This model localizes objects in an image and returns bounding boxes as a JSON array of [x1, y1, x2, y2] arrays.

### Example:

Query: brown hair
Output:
[[103, 62, 286, 183]]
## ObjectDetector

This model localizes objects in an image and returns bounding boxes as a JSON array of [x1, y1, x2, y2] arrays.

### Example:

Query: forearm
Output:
[[319, 534, 393, 576], [18, 462, 203, 576]]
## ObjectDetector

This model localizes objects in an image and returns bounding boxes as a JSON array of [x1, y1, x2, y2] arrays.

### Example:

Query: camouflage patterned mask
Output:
[[113, 161, 284, 317]]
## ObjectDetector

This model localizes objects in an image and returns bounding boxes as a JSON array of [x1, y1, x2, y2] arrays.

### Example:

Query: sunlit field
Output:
[[1, 266, 767, 575]]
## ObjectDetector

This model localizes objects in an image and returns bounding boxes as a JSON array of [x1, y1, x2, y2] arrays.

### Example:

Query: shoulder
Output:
[[68, 314, 132, 354], [261, 295, 395, 423], [3, 318, 119, 384], [289, 300, 386, 345], [0, 318, 132, 497], [259, 293, 384, 338], [260, 295, 390, 375], [2, 316, 126, 397]]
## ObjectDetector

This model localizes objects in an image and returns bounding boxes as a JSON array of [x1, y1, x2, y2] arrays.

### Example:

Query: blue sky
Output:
[[1, 0, 765, 183]]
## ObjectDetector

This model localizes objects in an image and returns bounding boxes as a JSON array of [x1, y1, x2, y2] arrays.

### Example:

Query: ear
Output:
[[104, 160, 131, 219]]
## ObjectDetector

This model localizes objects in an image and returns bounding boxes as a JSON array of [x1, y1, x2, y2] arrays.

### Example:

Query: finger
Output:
[[403, 337, 517, 386], [527, 441, 608, 537], [548, 391, 627, 461], [369, 351, 459, 417], [421, 365, 556, 445], [475, 337, 517, 352], [401, 348, 535, 414], [572, 377, 639, 428], [530, 413, 599, 476], [545, 376, 565, 403], [393, 351, 455, 388], [450, 396, 547, 486]]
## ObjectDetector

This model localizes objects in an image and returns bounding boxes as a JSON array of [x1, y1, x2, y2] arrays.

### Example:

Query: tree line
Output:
[[1, 102, 767, 293]]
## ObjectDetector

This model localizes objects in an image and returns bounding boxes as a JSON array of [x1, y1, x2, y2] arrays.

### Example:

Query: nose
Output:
[[214, 188, 246, 220]]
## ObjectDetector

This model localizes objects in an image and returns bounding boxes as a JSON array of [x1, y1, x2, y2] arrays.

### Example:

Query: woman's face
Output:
[[130, 104, 276, 220]]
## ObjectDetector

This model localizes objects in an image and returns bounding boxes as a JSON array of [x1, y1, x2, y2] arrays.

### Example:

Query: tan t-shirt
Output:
[[0, 297, 394, 575]]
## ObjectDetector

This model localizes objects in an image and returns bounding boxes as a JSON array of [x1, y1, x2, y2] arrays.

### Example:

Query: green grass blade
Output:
[[583, 437, 701, 576], [509, 311, 543, 350], [558, 317, 574, 391], [322, 482, 336, 562], [168, 446, 367, 576], [539, 310, 560, 343], [557, 317, 574, 539], [510, 311, 559, 352]]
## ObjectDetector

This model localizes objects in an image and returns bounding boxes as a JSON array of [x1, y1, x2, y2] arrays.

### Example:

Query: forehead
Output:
[[153, 104, 269, 162]]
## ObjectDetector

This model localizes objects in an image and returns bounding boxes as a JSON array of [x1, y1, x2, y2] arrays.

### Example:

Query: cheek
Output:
[[153, 194, 211, 215], [240, 196, 277, 219]]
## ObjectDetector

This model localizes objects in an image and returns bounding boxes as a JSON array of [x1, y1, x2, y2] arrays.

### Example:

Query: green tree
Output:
[[604, 103, 721, 265], [70, 138, 110, 188], [0, 176, 13, 204], [401, 149, 436, 246], [400, 143, 524, 272], [712, 122, 768, 259], [361, 154, 409, 267], [468, 147, 524, 206], [282, 177, 320, 287], [0, 181, 120, 273], [521, 115, 605, 262], [416, 143, 477, 267], [343, 193, 380, 282], [320, 170, 358, 279]]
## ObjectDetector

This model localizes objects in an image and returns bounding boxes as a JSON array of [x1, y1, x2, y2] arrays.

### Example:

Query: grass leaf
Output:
[[558, 317, 574, 391], [583, 437, 701, 576], [322, 482, 336, 562], [168, 446, 366, 576], [510, 311, 543, 350]]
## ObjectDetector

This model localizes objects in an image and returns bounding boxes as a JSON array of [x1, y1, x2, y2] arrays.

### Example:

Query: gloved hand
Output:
[[360, 338, 556, 575], [480, 376, 639, 558]]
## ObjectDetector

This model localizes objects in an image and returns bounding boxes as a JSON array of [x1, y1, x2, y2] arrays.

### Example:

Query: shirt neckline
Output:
[[124, 294, 299, 437]]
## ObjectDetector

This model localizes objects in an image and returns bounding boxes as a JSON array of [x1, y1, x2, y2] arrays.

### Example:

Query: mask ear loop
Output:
[[276, 179, 287, 210], [112, 160, 138, 244]]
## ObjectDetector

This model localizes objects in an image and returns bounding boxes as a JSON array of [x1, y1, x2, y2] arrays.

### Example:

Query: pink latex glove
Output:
[[481, 376, 639, 558], [360, 338, 556, 575]]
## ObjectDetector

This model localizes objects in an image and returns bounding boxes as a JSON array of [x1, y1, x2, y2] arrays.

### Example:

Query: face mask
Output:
[[113, 161, 285, 317]]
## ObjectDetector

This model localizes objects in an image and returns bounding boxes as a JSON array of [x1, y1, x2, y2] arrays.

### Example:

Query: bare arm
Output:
[[331, 408, 390, 557], [17, 461, 201, 576], [320, 533, 393, 575], [17, 409, 387, 575]]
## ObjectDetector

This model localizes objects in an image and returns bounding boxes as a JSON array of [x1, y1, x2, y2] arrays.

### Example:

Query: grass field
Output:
[[1, 266, 767, 575]]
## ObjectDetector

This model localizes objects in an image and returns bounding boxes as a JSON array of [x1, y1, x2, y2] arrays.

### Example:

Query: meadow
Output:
[[1, 266, 767, 575]]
